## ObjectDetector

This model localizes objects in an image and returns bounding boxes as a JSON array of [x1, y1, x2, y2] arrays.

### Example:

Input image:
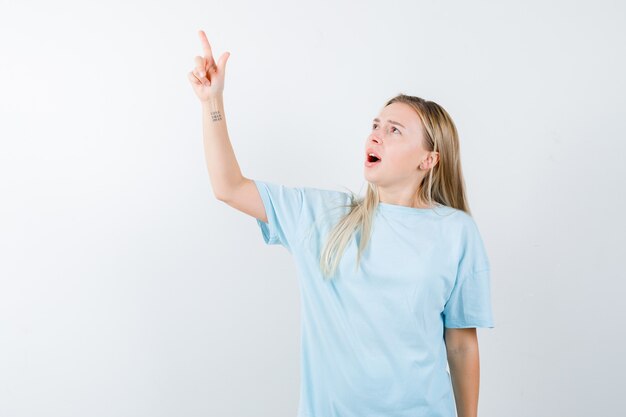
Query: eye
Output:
[[372, 123, 401, 134]]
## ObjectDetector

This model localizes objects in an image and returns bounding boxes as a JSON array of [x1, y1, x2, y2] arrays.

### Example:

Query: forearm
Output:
[[201, 94, 244, 199], [447, 347, 480, 417]]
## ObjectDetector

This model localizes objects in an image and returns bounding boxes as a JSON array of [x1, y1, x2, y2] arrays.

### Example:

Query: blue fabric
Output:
[[253, 179, 495, 417]]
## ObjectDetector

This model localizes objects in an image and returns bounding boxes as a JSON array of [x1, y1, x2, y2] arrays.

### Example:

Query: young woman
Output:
[[188, 29, 495, 417]]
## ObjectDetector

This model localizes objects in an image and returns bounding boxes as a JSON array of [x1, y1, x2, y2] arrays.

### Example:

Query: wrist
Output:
[[201, 94, 224, 107]]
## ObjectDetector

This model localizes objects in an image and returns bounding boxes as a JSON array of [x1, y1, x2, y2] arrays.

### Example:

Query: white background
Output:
[[1, 0, 625, 416]]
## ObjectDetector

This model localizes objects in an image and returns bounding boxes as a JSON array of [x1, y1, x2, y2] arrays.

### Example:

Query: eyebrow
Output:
[[373, 118, 406, 129]]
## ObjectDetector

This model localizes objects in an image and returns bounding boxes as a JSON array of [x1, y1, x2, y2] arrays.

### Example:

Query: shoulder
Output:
[[444, 209, 490, 271], [436, 205, 480, 232], [434, 206, 487, 253], [425, 205, 474, 233]]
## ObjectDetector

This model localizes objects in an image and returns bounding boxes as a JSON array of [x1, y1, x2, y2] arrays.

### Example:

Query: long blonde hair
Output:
[[319, 93, 472, 280]]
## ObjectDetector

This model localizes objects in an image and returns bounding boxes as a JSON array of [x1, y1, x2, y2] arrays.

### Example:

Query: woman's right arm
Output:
[[200, 95, 267, 223], [188, 30, 267, 223], [200, 94, 241, 200]]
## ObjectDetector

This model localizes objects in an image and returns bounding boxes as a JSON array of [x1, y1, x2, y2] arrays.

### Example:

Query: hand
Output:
[[187, 30, 230, 102]]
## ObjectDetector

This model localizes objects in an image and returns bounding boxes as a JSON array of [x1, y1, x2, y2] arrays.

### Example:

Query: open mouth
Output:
[[366, 152, 382, 165]]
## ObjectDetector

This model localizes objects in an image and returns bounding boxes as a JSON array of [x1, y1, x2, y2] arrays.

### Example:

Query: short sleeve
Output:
[[253, 179, 305, 252], [443, 219, 495, 329]]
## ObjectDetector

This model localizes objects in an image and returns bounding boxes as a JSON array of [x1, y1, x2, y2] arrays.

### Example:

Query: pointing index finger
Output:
[[198, 30, 214, 59]]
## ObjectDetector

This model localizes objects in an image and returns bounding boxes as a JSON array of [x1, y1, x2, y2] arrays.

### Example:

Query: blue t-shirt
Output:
[[253, 179, 495, 417]]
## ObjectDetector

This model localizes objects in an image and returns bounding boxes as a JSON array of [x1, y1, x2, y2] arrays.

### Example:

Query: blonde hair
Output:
[[318, 93, 472, 280]]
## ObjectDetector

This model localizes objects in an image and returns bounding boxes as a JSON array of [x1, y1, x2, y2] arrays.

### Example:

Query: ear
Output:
[[430, 152, 440, 168], [419, 152, 440, 170]]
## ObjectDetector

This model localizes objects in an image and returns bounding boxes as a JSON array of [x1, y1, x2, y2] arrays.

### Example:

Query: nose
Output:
[[370, 134, 383, 145]]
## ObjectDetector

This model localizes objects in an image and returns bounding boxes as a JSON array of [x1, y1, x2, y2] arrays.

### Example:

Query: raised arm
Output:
[[199, 95, 244, 200], [187, 30, 267, 223]]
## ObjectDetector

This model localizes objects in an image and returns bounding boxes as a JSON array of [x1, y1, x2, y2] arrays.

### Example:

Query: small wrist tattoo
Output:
[[210, 110, 223, 122]]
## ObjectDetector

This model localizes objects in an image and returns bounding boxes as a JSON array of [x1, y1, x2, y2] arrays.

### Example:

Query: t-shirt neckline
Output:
[[376, 201, 445, 215]]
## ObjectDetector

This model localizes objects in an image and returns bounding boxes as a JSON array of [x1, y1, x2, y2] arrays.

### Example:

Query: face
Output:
[[364, 102, 437, 188]]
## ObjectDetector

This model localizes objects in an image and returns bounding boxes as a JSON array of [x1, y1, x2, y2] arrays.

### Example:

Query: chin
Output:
[[363, 172, 378, 183]]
